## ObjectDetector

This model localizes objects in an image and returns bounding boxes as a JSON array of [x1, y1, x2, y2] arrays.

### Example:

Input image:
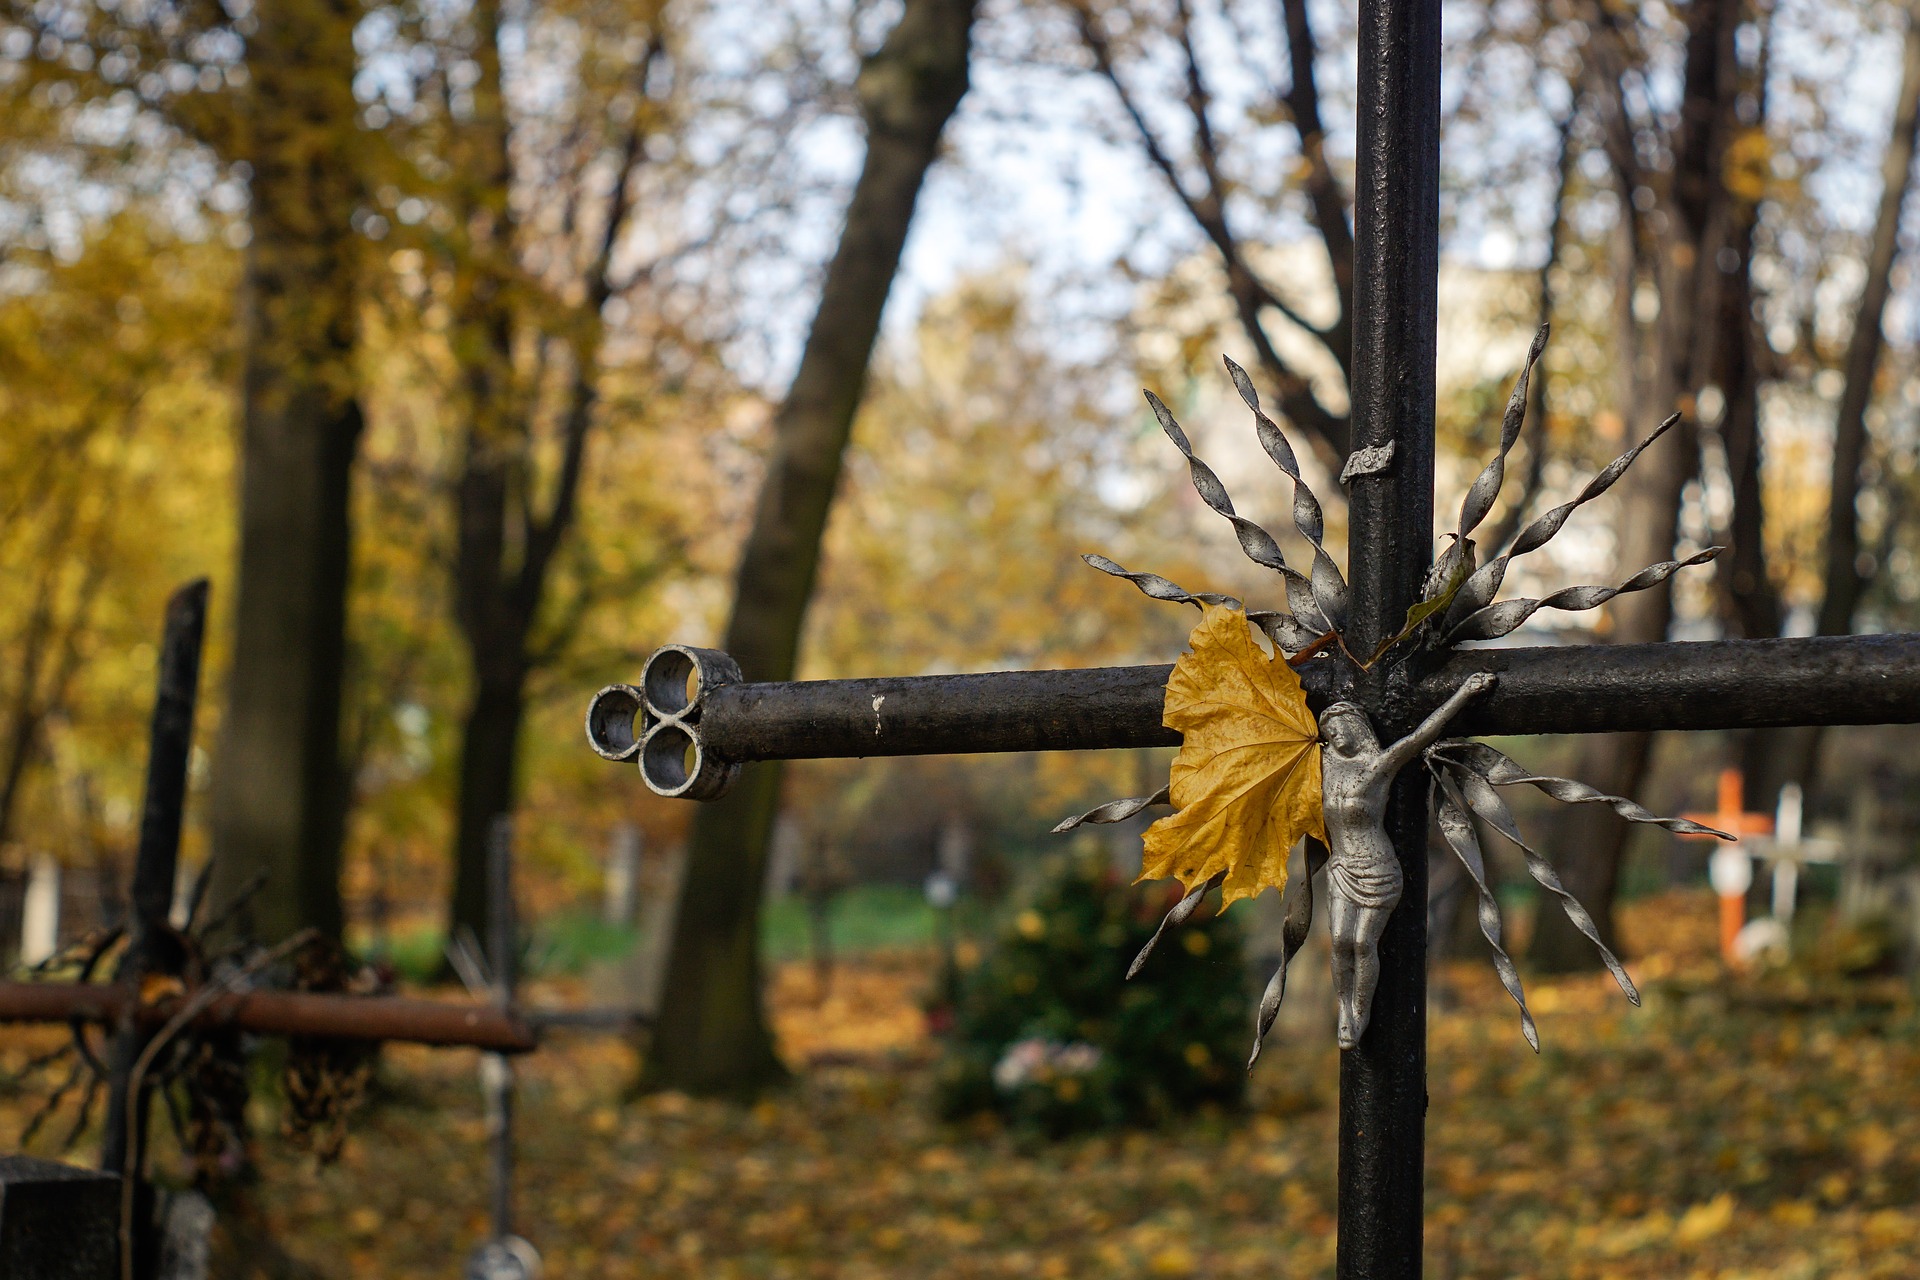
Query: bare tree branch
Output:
[[1068, 0, 1350, 457], [1279, 0, 1354, 367], [1482, 99, 1578, 554]]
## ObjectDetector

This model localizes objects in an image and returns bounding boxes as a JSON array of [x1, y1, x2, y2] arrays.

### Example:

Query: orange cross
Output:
[[1682, 767, 1775, 841], [1681, 768, 1773, 963]]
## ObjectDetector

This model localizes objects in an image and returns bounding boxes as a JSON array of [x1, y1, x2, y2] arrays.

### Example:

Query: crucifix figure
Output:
[[584, 0, 1920, 1272], [1321, 672, 1493, 1049]]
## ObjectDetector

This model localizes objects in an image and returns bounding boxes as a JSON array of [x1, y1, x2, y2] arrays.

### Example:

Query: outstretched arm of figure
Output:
[[1370, 672, 1498, 781]]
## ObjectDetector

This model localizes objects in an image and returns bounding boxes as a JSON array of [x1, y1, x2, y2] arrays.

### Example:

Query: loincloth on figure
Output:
[[1327, 852, 1404, 911]]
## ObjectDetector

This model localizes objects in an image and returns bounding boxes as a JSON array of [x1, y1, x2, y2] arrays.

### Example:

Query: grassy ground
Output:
[[371, 884, 980, 984], [5, 890, 1918, 1278]]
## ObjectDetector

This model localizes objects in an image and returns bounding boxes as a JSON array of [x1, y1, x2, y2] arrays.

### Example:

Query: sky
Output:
[[701, 0, 1917, 401]]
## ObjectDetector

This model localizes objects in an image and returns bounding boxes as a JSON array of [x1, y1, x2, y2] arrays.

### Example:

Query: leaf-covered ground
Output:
[[6, 890, 1917, 1278]]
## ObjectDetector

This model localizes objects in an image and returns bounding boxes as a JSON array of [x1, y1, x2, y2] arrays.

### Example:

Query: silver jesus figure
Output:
[[1318, 671, 1497, 1049]]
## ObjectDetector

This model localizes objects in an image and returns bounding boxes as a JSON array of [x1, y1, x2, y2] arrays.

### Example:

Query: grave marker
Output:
[[0, 1155, 118, 1280], [2, 584, 538, 1279], [1685, 768, 1778, 961], [20, 854, 60, 968]]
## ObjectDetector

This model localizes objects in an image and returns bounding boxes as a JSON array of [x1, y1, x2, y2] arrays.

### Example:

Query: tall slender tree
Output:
[[207, 0, 367, 943], [1723, 0, 1920, 802], [0, 0, 366, 945], [431, 0, 676, 946], [644, 0, 979, 1096]]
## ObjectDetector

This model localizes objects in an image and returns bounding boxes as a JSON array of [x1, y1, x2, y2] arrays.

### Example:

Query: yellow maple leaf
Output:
[[1140, 603, 1326, 908]]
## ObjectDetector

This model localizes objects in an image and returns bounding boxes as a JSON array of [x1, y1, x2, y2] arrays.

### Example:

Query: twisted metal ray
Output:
[[1142, 390, 1331, 633], [1079, 555, 1242, 611], [1430, 772, 1537, 1051], [1441, 411, 1685, 633], [1247, 841, 1326, 1067], [1433, 759, 1642, 1008], [1428, 741, 1735, 839], [1455, 324, 1549, 544], [1223, 356, 1349, 628], [1444, 547, 1723, 644], [1052, 786, 1170, 833], [1127, 870, 1222, 980], [1078, 554, 1326, 655]]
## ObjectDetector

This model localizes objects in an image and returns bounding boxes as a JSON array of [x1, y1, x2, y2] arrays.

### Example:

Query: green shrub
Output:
[[935, 848, 1249, 1136]]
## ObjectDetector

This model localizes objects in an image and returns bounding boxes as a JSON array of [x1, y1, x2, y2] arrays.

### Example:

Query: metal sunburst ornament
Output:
[[1057, 326, 1734, 1061]]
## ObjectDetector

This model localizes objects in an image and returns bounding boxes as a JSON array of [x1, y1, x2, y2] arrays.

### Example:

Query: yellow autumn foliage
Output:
[[1140, 604, 1326, 908]]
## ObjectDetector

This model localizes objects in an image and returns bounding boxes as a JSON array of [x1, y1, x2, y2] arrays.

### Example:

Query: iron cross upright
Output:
[[585, 0, 1920, 1274]]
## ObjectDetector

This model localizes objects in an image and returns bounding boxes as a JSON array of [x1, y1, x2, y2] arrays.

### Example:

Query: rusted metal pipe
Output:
[[0, 983, 539, 1054]]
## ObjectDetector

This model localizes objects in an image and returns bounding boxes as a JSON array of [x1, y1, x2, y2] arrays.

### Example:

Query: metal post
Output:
[[485, 814, 516, 1241], [100, 581, 208, 1180], [1340, 0, 1441, 1271], [466, 815, 542, 1280]]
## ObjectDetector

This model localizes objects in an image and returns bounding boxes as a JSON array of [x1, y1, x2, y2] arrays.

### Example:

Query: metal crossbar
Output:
[[605, 634, 1920, 764]]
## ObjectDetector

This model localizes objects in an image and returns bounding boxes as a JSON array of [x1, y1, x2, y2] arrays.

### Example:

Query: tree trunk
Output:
[[641, 0, 977, 1096], [438, 0, 642, 948], [1709, 14, 1783, 811], [208, 0, 364, 945], [1532, 0, 1738, 970], [1717, 220, 1779, 644], [1817, 10, 1920, 642], [1783, 4, 1920, 793], [1721, 196, 1803, 810], [439, 0, 522, 955], [449, 663, 529, 944], [1712, 3, 1920, 802]]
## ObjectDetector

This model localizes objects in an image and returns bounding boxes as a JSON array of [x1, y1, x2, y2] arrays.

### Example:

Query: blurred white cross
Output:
[[1743, 783, 1843, 928]]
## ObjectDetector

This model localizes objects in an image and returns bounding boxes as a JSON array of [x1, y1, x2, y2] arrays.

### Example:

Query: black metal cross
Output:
[[585, 1, 1920, 1273]]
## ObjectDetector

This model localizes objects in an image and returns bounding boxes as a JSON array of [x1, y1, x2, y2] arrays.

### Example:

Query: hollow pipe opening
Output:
[[584, 684, 648, 761]]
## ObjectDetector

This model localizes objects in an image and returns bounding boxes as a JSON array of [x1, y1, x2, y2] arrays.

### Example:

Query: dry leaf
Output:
[[1140, 603, 1326, 908]]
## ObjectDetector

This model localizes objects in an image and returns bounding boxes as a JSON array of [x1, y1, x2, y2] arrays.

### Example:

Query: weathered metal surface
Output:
[[1339, 0, 1443, 1266], [699, 664, 1178, 760], [0, 983, 539, 1054], [1430, 634, 1920, 734], [0, 1156, 119, 1280]]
